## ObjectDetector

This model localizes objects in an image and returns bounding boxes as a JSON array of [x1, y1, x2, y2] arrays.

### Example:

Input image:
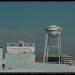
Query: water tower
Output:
[[43, 25, 62, 64]]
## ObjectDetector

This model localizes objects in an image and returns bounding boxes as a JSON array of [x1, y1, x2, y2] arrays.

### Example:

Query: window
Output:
[[29, 44, 32, 46], [14, 43, 17, 46], [24, 43, 28, 47], [13, 44, 15, 47], [19, 43, 23, 47], [10, 44, 13, 47], [8, 43, 11, 47], [16, 43, 19, 46], [48, 57, 59, 62]]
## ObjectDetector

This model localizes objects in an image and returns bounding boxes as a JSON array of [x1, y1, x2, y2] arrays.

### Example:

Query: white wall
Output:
[[5, 53, 35, 69]]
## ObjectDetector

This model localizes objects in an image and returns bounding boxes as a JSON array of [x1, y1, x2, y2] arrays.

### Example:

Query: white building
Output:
[[5, 41, 35, 69]]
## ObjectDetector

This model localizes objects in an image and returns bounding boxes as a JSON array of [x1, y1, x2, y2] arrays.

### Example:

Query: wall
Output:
[[5, 53, 35, 69]]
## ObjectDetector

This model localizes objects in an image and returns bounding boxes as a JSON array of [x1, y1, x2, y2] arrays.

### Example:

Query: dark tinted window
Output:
[[48, 57, 59, 62], [19, 43, 22, 47], [13, 44, 15, 46], [29, 44, 32, 46]]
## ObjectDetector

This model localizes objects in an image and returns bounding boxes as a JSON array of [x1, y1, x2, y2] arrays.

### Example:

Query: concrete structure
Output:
[[5, 53, 35, 69], [4, 41, 35, 69]]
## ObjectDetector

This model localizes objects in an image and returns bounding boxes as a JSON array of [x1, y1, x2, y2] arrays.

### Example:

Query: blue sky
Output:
[[0, 2, 75, 58]]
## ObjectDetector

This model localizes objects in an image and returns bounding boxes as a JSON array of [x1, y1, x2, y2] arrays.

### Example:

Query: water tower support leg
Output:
[[57, 36, 60, 64], [59, 36, 62, 64], [43, 33, 48, 63]]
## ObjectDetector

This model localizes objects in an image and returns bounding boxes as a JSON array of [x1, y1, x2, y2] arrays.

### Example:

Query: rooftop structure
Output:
[[7, 41, 35, 54]]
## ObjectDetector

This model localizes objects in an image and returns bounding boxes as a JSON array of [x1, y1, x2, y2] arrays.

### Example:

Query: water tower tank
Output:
[[45, 25, 62, 37]]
